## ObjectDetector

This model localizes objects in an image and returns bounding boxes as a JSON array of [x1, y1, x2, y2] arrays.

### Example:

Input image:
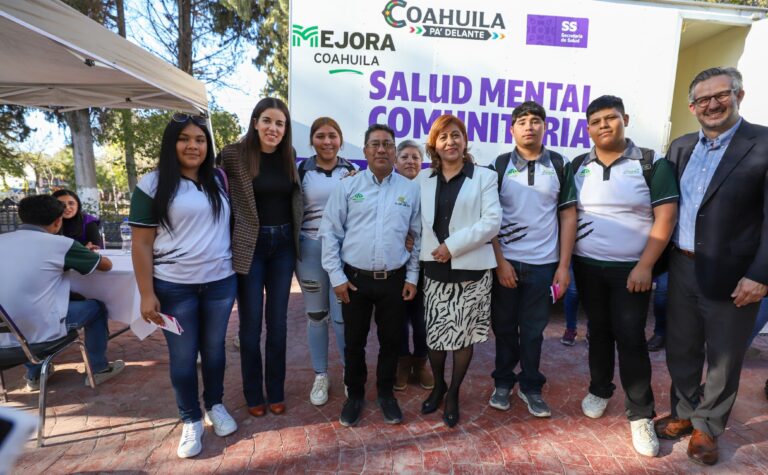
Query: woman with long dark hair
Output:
[[130, 114, 237, 458], [220, 97, 303, 417], [418, 114, 501, 427], [52, 189, 103, 249], [296, 117, 357, 406]]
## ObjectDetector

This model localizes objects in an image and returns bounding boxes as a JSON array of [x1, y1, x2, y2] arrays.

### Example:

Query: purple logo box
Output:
[[526, 14, 589, 48]]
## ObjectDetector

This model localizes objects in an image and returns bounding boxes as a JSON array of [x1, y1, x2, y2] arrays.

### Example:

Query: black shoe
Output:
[[421, 384, 447, 415], [378, 396, 403, 424], [339, 398, 364, 427], [647, 334, 665, 352], [443, 392, 459, 428]]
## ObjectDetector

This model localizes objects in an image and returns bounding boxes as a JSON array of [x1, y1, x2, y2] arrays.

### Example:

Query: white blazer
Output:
[[418, 164, 501, 270]]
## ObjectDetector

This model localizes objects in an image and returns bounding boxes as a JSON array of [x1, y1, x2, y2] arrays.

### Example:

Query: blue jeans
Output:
[[25, 299, 109, 379], [238, 224, 295, 406], [295, 235, 344, 374], [748, 297, 768, 347], [154, 275, 236, 423], [652, 273, 668, 337], [564, 267, 580, 330], [491, 260, 558, 394]]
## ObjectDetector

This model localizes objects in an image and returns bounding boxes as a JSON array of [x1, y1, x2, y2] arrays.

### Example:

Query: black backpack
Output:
[[570, 148, 655, 189], [490, 151, 566, 192]]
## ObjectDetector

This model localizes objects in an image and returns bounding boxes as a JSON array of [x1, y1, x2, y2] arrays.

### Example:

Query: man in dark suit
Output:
[[655, 67, 768, 466]]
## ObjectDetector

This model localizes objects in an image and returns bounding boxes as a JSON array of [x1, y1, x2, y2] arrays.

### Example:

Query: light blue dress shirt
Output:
[[675, 118, 742, 251], [320, 168, 422, 287]]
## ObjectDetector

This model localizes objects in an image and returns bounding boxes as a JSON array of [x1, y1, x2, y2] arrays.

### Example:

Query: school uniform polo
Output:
[[573, 139, 679, 265], [493, 148, 577, 265], [299, 156, 359, 239], [128, 171, 233, 284], [0, 225, 100, 347]]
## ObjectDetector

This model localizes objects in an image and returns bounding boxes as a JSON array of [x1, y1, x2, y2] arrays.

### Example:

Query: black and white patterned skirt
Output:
[[423, 270, 492, 351]]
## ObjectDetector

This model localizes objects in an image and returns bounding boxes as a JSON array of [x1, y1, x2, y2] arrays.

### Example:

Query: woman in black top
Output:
[[221, 97, 302, 418], [53, 189, 102, 249]]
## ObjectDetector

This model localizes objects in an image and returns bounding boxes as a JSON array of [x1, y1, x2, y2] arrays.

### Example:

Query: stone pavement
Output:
[[4, 280, 768, 474]]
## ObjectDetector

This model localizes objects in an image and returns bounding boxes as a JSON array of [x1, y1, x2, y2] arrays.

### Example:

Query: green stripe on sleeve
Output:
[[650, 159, 680, 206], [128, 186, 158, 226], [64, 241, 101, 275], [558, 161, 578, 208]]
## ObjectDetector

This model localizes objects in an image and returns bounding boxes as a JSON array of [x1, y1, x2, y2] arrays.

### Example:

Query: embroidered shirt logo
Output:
[[541, 168, 556, 176], [394, 195, 410, 207], [578, 168, 591, 177], [506, 168, 520, 178], [351, 192, 365, 202], [623, 167, 641, 176]]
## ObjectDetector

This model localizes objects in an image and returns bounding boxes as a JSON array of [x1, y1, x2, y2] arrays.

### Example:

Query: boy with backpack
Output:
[[571, 95, 678, 457], [488, 101, 577, 418]]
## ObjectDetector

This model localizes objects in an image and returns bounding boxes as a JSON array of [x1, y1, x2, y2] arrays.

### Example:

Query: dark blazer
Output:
[[666, 119, 768, 299], [220, 143, 303, 274]]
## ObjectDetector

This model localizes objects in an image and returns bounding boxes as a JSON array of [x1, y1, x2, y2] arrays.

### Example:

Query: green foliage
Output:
[[253, 0, 289, 100], [0, 106, 32, 179], [706, 0, 768, 6]]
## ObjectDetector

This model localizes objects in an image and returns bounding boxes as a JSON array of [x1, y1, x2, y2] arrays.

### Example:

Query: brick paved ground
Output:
[[5, 280, 768, 474]]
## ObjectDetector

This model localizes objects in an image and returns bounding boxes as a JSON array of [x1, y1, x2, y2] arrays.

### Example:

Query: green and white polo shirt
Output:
[[491, 148, 577, 265], [129, 171, 234, 284], [0, 226, 101, 347], [573, 139, 679, 265]]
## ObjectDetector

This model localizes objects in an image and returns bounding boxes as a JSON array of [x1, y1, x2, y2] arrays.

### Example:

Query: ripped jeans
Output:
[[296, 235, 344, 374]]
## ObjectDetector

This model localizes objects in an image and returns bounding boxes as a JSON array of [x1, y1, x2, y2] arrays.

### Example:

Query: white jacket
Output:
[[418, 164, 501, 270]]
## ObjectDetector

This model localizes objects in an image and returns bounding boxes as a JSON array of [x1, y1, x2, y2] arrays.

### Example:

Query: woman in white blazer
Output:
[[417, 114, 501, 427]]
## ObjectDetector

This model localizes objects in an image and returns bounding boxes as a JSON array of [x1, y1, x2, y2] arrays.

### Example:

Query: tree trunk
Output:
[[63, 110, 100, 214], [114, 0, 138, 192], [178, 0, 193, 73]]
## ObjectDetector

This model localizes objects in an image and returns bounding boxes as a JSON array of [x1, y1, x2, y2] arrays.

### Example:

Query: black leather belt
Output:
[[344, 264, 405, 280], [675, 247, 695, 259]]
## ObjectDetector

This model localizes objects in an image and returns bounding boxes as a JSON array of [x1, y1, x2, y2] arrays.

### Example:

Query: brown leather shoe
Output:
[[413, 356, 435, 390], [269, 402, 286, 415], [248, 404, 266, 417], [654, 415, 693, 440], [394, 356, 412, 391], [687, 429, 718, 466]]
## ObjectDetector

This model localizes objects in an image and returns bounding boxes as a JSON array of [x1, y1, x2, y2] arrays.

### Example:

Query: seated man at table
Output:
[[0, 195, 124, 390]]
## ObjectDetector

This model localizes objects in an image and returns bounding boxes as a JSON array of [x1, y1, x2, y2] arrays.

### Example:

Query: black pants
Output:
[[666, 251, 758, 437], [491, 260, 557, 394], [342, 266, 406, 399], [573, 260, 654, 420]]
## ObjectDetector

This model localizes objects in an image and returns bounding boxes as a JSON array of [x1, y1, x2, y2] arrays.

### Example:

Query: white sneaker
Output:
[[630, 418, 660, 457], [310, 373, 330, 406], [177, 420, 203, 458], [581, 393, 610, 419], [204, 404, 237, 436]]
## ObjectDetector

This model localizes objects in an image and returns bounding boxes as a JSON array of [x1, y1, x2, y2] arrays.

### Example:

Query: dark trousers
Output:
[[342, 266, 405, 400], [491, 260, 557, 394], [399, 281, 427, 358], [573, 260, 655, 420], [666, 251, 758, 437]]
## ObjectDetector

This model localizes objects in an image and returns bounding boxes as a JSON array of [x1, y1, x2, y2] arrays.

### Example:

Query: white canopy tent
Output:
[[0, 0, 208, 113]]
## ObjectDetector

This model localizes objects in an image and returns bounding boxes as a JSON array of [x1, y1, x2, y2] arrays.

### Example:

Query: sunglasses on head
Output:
[[172, 113, 208, 127]]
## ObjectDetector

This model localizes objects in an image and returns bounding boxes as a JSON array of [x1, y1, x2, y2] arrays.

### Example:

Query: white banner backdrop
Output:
[[290, 0, 681, 165]]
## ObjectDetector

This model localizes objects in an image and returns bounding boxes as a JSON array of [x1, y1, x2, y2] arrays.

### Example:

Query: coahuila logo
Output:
[[292, 24, 395, 74], [351, 192, 365, 202], [381, 0, 506, 41]]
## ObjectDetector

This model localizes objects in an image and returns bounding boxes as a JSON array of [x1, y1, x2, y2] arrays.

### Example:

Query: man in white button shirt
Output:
[[321, 124, 421, 427]]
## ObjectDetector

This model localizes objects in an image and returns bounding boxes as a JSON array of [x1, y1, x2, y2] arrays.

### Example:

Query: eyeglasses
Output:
[[172, 113, 208, 127], [365, 141, 395, 150], [692, 89, 735, 109]]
